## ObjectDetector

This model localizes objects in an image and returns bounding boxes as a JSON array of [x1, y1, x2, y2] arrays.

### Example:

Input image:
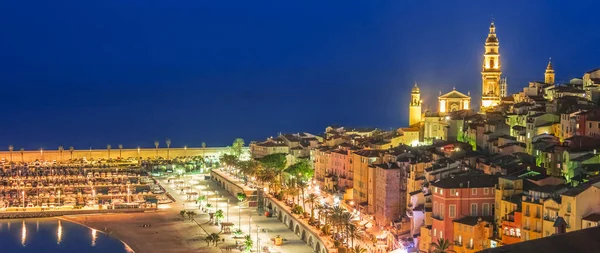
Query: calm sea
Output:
[[0, 219, 133, 253]]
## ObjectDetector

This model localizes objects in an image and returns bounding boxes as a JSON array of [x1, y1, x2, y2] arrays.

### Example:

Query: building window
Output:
[[472, 188, 477, 195], [440, 204, 444, 218], [450, 189, 457, 196], [440, 231, 443, 239], [471, 203, 477, 216], [484, 188, 489, 195], [449, 205, 456, 218], [483, 203, 490, 216], [434, 228, 437, 237], [440, 189, 443, 195]]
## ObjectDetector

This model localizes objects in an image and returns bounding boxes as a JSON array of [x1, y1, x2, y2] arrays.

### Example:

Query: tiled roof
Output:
[[431, 174, 498, 189], [477, 226, 600, 253], [453, 216, 493, 226]]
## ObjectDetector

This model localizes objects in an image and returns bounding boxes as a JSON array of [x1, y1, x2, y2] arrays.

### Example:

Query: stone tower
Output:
[[481, 21, 502, 109], [545, 58, 555, 85], [409, 82, 422, 126]]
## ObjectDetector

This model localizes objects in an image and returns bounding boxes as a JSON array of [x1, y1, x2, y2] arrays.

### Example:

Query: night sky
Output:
[[0, 1, 598, 149]]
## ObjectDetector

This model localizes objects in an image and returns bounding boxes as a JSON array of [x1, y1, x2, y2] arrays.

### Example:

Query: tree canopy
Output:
[[285, 159, 313, 182], [259, 153, 287, 171], [231, 138, 245, 158]]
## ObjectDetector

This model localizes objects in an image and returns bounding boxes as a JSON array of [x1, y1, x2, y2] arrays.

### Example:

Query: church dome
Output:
[[412, 83, 420, 93]]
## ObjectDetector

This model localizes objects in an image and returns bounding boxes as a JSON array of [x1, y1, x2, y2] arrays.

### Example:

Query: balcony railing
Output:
[[543, 215, 557, 222], [454, 240, 462, 246], [431, 214, 444, 221], [466, 244, 474, 250]]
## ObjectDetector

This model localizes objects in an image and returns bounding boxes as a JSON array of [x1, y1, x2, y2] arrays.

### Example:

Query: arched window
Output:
[[490, 58, 495, 69]]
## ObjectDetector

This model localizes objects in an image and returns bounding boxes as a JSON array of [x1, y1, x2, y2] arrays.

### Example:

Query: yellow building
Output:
[[542, 197, 561, 237], [452, 217, 494, 253], [494, 176, 524, 240], [545, 59, 555, 85], [521, 197, 543, 241], [351, 149, 384, 212], [559, 181, 600, 233], [409, 83, 423, 126], [399, 127, 420, 145], [481, 22, 502, 108], [438, 88, 471, 113]]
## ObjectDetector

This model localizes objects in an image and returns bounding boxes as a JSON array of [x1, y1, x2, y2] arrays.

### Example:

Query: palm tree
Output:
[[243, 234, 253, 252], [154, 141, 159, 158], [210, 233, 220, 246], [8, 145, 13, 163], [331, 206, 345, 233], [204, 236, 212, 247], [118, 144, 123, 159], [107, 144, 111, 159], [165, 139, 171, 159], [306, 193, 319, 221], [350, 245, 367, 253], [186, 211, 196, 221], [69, 146, 74, 160], [20, 148, 24, 162], [214, 209, 224, 225], [340, 212, 353, 246], [297, 180, 308, 210], [58, 146, 64, 161], [430, 238, 456, 253], [347, 224, 359, 248]]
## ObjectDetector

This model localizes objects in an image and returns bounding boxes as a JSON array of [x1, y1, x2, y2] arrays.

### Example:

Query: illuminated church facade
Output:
[[407, 22, 509, 143]]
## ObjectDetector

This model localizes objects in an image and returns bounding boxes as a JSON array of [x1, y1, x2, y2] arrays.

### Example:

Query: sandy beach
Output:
[[62, 209, 219, 253]]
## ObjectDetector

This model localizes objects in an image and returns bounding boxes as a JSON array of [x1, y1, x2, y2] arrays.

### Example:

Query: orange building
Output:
[[452, 216, 494, 253], [501, 210, 522, 245]]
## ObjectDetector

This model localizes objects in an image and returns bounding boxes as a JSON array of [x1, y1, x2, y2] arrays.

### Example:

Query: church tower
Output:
[[545, 58, 555, 85], [481, 21, 502, 109], [409, 83, 422, 126]]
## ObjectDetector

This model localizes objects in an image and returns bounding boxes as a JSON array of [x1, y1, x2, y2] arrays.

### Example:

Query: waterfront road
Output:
[[157, 175, 313, 253]]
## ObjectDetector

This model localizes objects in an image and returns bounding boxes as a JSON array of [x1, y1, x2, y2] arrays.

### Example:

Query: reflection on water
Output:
[[0, 219, 134, 253], [91, 228, 97, 247], [21, 220, 26, 246], [57, 220, 62, 245]]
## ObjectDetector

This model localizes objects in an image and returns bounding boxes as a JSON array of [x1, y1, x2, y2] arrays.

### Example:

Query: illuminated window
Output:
[[449, 205, 456, 218], [472, 188, 477, 195]]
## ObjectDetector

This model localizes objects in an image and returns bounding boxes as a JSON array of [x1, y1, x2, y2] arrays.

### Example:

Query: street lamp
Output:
[[256, 225, 260, 253]]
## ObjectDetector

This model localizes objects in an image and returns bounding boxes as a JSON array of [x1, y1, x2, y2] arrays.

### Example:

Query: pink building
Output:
[[373, 162, 407, 226], [331, 148, 352, 189], [430, 175, 497, 244]]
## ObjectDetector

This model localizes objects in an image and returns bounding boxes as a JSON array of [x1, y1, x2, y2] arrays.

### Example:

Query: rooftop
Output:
[[431, 174, 498, 189], [453, 216, 493, 226], [477, 226, 600, 253]]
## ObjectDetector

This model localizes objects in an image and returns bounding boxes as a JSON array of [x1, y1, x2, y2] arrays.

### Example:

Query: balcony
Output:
[[432, 214, 444, 221], [543, 215, 557, 222], [466, 244, 474, 250], [454, 240, 462, 246]]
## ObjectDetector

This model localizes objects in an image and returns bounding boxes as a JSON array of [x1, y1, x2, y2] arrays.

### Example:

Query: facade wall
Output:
[[431, 186, 495, 245]]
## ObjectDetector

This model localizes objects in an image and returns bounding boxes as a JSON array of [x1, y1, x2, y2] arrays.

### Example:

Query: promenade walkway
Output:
[[158, 175, 313, 253]]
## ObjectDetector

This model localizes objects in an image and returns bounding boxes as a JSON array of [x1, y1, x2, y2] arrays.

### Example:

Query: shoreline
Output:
[[61, 210, 216, 253], [58, 216, 138, 253]]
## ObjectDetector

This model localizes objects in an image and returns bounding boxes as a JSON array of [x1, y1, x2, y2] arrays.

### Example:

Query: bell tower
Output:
[[481, 21, 502, 109], [545, 58, 555, 85], [409, 82, 422, 126]]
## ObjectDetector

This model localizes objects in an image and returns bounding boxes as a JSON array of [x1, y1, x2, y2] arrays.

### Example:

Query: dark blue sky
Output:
[[0, 1, 599, 149]]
